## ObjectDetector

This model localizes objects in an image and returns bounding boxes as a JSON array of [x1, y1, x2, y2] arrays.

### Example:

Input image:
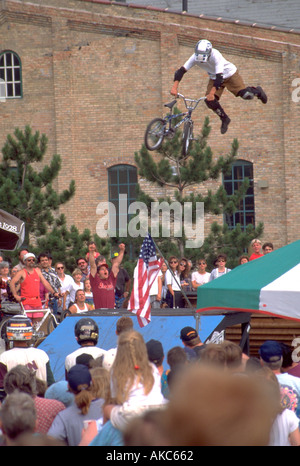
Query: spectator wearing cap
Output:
[[14, 248, 29, 272], [146, 339, 164, 377], [259, 340, 300, 419], [180, 326, 206, 360], [48, 364, 105, 446], [9, 253, 58, 322], [89, 243, 125, 309]]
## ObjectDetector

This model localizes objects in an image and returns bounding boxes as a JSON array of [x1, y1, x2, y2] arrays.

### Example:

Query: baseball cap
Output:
[[146, 339, 164, 364], [67, 364, 92, 392], [97, 263, 109, 270], [180, 326, 198, 342], [259, 340, 283, 363]]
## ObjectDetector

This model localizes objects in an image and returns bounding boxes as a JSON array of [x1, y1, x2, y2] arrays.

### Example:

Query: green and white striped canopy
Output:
[[197, 240, 300, 321]]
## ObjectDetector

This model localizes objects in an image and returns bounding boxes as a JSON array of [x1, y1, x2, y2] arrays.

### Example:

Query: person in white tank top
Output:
[[69, 289, 93, 314]]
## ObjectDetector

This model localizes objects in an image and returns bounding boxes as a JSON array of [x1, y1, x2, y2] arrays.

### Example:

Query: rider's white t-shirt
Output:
[[183, 48, 237, 80], [0, 347, 49, 382]]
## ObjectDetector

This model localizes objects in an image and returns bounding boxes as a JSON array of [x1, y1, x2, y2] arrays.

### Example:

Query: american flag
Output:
[[128, 233, 163, 327]]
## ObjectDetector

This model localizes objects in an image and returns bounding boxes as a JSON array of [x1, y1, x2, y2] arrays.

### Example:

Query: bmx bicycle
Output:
[[144, 93, 206, 156], [0, 299, 59, 349]]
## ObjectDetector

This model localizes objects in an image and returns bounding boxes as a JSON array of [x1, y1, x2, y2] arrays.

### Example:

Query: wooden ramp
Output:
[[225, 314, 300, 358]]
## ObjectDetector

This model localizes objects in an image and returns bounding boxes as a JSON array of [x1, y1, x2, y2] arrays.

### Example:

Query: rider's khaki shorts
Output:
[[206, 70, 245, 99]]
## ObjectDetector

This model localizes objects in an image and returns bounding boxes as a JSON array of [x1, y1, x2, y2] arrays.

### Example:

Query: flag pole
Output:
[[152, 238, 194, 310]]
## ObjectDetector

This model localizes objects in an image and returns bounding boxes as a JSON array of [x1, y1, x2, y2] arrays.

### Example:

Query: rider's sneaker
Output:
[[256, 86, 268, 104], [221, 116, 231, 134]]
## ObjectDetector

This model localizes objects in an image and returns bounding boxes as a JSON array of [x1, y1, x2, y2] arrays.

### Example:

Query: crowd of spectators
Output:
[[0, 238, 274, 314], [0, 239, 298, 447], [0, 314, 298, 446]]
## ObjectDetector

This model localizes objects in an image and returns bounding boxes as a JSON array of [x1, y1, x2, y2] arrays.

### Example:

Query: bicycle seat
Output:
[[164, 100, 177, 110]]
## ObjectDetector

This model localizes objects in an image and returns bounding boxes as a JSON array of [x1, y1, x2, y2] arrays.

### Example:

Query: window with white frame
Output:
[[0, 51, 22, 99]]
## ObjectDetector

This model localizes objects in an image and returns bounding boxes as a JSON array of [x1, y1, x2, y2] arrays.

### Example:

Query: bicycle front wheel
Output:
[[0, 317, 11, 350], [182, 120, 193, 156], [144, 118, 166, 151]]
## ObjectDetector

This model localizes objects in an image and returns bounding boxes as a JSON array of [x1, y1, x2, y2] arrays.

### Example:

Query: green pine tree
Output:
[[135, 115, 263, 268], [0, 125, 110, 269], [0, 125, 75, 243]]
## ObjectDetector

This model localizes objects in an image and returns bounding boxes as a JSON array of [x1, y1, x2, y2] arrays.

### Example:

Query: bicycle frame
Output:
[[22, 307, 58, 336], [144, 93, 206, 153], [164, 93, 206, 134]]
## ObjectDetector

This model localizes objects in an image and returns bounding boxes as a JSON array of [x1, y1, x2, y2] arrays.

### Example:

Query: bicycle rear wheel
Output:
[[47, 314, 58, 335], [182, 120, 193, 156], [144, 118, 166, 151]]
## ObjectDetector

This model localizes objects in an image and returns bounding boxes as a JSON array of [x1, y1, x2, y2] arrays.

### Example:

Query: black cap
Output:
[[180, 326, 198, 342], [146, 339, 164, 363]]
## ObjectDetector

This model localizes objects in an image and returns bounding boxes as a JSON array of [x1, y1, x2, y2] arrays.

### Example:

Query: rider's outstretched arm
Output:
[[171, 66, 187, 95]]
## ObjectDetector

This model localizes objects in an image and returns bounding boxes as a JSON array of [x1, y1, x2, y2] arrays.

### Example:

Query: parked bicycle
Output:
[[144, 93, 206, 156], [0, 300, 59, 348]]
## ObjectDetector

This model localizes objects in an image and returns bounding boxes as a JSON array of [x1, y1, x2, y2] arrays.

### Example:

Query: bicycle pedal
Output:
[[36, 331, 45, 338]]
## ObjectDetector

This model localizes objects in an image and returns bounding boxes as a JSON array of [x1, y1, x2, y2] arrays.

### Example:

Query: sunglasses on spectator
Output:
[[56, 266, 64, 270], [170, 260, 178, 264], [198, 261, 206, 265], [26, 259, 35, 262], [180, 263, 186, 267]]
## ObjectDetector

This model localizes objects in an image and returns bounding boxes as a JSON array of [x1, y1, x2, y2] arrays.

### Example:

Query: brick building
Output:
[[0, 0, 299, 250]]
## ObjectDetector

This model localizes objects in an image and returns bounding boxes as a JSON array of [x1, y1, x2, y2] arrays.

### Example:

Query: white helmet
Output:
[[195, 40, 212, 62]]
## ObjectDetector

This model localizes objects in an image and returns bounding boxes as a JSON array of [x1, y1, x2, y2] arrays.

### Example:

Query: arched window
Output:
[[223, 160, 255, 230], [0, 51, 22, 99], [108, 164, 137, 235]]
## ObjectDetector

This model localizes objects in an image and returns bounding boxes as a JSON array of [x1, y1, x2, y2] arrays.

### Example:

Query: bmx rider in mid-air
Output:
[[171, 39, 268, 134]]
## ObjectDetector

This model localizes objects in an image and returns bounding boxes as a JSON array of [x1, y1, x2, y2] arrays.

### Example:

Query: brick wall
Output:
[[1, 0, 299, 250]]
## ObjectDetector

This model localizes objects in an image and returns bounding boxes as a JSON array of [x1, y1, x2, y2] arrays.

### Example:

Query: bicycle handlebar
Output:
[[176, 93, 206, 102], [173, 93, 206, 112]]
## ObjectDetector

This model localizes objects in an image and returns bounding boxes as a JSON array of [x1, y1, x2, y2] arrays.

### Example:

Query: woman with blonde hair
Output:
[[103, 330, 167, 431], [249, 239, 263, 261]]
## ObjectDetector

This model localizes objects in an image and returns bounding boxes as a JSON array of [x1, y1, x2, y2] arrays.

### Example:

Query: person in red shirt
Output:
[[249, 239, 264, 261], [9, 253, 58, 322], [89, 243, 125, 310]]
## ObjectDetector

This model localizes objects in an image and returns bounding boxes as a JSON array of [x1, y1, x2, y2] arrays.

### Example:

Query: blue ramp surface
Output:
[[39, 311, 222, 382]]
